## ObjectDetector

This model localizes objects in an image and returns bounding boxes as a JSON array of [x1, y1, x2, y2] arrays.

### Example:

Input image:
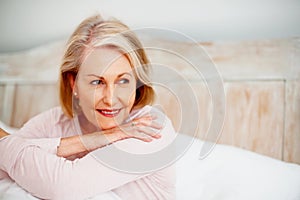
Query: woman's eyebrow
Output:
[[117, 72, 133, 78], [86, 72, 133, 78], [86, 74, 104, 79]]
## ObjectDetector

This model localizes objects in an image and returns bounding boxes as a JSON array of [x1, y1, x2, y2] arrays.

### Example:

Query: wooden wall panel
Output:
[[11, 84, 59, 127], [155, 81, 285, 160], [284, 81, 300, 164], [202, 40, 291, 81], [0, 84, 16, 125], [145, 38, 293, 81], [219, 82, 285, 160], [154, 82, 211, 138], [0, 85, 5, 123]]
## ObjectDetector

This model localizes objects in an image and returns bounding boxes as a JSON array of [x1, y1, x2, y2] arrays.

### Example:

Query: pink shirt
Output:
[[0, 106, 176, 199]]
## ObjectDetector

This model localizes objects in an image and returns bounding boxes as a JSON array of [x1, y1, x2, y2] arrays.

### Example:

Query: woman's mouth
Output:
[[96, 109, 121, 118]]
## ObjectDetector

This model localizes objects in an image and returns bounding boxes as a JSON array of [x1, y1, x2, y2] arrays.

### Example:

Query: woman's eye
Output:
[[118, 79, 130, 84], [90, 80, 105, 85]]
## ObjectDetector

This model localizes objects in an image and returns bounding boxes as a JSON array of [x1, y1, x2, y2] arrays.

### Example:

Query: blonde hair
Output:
[[59, 14, 155, 118]]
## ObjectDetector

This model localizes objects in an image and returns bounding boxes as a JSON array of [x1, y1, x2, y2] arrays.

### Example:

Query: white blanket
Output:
[[176, 135, 300, 200], [1, 122, 300, 200]]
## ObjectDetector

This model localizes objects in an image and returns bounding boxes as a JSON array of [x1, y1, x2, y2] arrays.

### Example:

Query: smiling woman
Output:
[[0, 14, 176, 200], [75, 47, 137, 130]]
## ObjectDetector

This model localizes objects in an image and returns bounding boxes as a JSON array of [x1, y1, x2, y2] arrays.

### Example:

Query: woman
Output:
[[0, 15, 176, 199]]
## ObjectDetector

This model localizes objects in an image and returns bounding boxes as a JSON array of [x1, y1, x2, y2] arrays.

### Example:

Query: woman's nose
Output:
[[102, 84, 116, 106]]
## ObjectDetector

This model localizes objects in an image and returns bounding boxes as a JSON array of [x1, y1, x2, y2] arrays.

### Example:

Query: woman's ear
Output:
[[68, 73, 78, 98]]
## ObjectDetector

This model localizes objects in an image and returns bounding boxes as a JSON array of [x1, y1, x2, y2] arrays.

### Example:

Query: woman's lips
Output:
[[96, 109, 121, 118]]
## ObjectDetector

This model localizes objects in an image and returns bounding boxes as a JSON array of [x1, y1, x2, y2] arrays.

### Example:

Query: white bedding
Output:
[[1, 122, 300, 200]]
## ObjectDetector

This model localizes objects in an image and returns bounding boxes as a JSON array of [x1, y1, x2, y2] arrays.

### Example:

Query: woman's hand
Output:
[[105, 114, 163, 143], [58, 114, 163, 159], [82, 114, 163, 152]]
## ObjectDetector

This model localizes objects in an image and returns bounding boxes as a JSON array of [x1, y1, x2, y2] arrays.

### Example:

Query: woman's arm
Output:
[[0, 117, 176, 200], [0, 135, 140, 199], [57, 114, 162, 159], [11, 107, 162, 160]]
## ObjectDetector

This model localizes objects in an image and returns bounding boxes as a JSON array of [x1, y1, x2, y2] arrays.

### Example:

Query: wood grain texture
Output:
[[0, 40, 64, 82], [0, 85, 5, 123], [284, 81, 300, 164], [155, 81, 286, 160], [220, 82, 285, 160], [144, 38, 293, 81], [154, 82, 212, 139], [1, 84, 15, 125], [11, 84, 59, 127]]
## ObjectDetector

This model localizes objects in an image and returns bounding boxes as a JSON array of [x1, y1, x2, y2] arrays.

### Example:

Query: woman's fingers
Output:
[[135, 126, 162, 139], [131, 115, 163, 129], [116, 123, 161, 142], [122, 123, 161, 142], [134, 114, 157, 121], [129, 130, 154, 142], [134, 120, 163, 130], [103, 114, 165, 143]]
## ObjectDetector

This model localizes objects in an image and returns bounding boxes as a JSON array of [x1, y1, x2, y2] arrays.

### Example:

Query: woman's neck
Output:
[[77, 114, 99, 134]]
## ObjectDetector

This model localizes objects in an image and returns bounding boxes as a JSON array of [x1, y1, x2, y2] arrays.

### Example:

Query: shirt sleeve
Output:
[[0, 135, 144, 200], [13, 107, 58, 139]]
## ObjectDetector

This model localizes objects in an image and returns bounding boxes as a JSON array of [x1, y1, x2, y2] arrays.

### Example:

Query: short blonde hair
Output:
[[59, 15, 155, 118]]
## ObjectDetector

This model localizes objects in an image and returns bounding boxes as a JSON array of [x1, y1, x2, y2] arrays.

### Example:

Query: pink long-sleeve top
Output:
[[0, 106, 176, 200]]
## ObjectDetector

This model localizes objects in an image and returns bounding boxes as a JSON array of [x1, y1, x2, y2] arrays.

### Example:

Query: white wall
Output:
[[0, 0, 300, 53]]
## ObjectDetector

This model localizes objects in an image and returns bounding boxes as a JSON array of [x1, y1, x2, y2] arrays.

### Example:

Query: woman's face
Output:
[[75, 47, 137, 130]]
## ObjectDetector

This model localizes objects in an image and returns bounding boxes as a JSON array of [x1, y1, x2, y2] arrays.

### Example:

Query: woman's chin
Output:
[[97, 120, 120, 130], [96, 114, 128, 130]]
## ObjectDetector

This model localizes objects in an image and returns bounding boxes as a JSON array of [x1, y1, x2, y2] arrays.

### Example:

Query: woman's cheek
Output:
[[77, 88, 99, 111], [92, 88, 104, 105], [117, 86, 136, 105]]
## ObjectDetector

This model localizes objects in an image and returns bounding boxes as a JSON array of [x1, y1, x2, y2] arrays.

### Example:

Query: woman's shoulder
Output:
[[28, 106, 68, 123], [15, 106, 71, 138], [29, 106, 74, 130]]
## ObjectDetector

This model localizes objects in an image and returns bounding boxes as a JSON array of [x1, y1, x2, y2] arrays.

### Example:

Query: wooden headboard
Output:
[[0, 38, 299, 164]]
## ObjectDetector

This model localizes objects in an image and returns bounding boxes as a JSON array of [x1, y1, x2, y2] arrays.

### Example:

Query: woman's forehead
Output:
[[80, 47, 133, 76]]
